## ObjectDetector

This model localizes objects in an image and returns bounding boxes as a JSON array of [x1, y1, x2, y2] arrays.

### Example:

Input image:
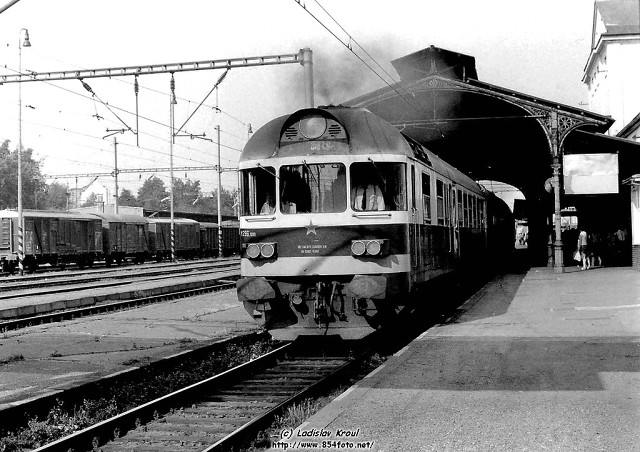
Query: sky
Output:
[[0, 0, 596, 198]]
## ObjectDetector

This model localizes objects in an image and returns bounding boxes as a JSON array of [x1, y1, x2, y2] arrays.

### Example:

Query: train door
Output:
[[450, 184, 460, 259], [410, 164, 419, 281]]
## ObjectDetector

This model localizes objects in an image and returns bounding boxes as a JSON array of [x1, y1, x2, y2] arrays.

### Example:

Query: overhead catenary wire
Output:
[[1, 64, 245, 156], [11, 49, 255, 130], [293, 0, 432, 119], [79, 78, 135, 136]]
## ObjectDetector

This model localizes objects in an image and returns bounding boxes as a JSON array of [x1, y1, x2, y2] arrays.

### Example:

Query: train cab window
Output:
[[350, 162, 406, 211], [422, 173, 431, 223], [240, 167, 276, 216], [279, 163, 346, 214]]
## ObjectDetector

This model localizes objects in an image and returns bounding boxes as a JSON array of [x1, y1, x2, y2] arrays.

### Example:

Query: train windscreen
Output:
[[350, 162, 406, 211], [279, 163, 346, 214]]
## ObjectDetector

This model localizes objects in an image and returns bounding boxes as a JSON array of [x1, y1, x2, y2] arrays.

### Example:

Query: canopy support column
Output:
[[550, 112, 564, 273]]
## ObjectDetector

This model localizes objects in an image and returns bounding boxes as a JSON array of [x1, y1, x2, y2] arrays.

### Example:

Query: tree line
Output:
[[0, 140, 238, 215]]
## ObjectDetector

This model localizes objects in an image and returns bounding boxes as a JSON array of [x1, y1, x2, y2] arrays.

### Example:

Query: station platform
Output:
[[281, 266, 640, 451]]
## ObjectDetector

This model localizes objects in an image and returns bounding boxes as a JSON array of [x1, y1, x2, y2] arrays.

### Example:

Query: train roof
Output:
[[88, 212, 149, 224], [147, 217, 199, 225], [0, 209, 101, 221], [240, 106, 408, 161], [241, 106, 482, 194], [199, 222, 219, 228]]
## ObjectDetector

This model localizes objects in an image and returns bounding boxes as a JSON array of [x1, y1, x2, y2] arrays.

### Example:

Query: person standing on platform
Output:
[[578, 228, 590, 270]]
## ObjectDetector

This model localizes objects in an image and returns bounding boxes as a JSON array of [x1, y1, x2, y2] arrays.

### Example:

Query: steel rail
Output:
[[0, 260, 239, 295], [0, 275, 239, 332], [31, 344, 358, 452], [30, 343, 295, 452]]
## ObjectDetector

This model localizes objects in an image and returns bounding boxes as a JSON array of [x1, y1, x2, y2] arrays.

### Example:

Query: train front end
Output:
[[237, 107, 412, 340]]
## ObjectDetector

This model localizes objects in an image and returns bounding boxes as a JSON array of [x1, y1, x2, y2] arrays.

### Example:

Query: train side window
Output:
[[240, 167, 276, 216], [421, 173, 431, 223], [457, 189, 463, 227], [350, 162, 406, 211], [280, 163, 346, 214], [463, 192, 469, 227], [472, 195, 477, 228], [436, 179, 445, 225]]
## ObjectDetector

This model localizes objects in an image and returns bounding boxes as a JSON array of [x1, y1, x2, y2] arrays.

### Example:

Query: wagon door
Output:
[[24, 218, 35, 255], [94, 221, 102, 254], [0, 217, 12, 253], [50, 219, 58, 254]]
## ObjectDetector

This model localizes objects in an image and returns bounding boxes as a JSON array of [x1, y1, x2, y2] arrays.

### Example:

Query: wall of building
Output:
[[587, 39, 640, 135]]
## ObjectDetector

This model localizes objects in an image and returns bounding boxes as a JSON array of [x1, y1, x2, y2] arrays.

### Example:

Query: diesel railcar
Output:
[[0, 210, 102, 273], [236, 106, 510, 340]]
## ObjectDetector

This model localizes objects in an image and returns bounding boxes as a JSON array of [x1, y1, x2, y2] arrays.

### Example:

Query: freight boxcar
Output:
[[0, 210, 102, 273], [91, 212, 150, 265], [148, 217, 200, 260], [199, 222, 219, 257], [220, 219, 240, 256]]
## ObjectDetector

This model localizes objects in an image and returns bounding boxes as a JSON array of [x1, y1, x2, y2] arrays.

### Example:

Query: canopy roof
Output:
[[345, 46, 617, 199]]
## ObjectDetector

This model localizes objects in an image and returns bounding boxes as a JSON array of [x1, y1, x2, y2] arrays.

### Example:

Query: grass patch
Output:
[[0, 337, 279, 451], [0, 354, 25, 365]]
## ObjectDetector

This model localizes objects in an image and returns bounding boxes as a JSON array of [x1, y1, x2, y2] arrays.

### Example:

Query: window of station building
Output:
[[422, 173, 431, 223], [280, 163, 346, 214], [436, 179, 445, 225], [350, 162, 406, 211], [240, 166, 276, 216]]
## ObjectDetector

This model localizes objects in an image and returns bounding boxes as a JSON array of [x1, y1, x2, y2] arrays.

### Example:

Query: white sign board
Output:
[[563, 153, 619, 195]]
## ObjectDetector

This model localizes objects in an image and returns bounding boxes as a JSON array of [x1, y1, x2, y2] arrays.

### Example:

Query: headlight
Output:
[[351, 239, 389, 257], [366, 240, 382, 256], [260, 243, 276, 258], [244, 242, 277, 260], [246, 243, 261, 259], [351, 240, 366, 256], [299, 114, 327, 139]]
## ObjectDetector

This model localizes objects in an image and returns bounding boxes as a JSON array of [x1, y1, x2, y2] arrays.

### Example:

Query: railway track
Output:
[[32, 342, 357, 452], [0, 258, 239, 294], [0, 273, 239, 332]]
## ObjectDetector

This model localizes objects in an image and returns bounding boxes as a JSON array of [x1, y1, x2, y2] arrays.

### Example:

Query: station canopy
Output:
[[343, 46, 640, 203]]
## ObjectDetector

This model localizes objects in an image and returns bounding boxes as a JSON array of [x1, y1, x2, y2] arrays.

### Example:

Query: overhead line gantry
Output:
[[2, 47, 315, 264]]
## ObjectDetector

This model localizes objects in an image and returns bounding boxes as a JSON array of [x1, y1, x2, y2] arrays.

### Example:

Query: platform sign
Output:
[[563, 153, 619, 195]]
